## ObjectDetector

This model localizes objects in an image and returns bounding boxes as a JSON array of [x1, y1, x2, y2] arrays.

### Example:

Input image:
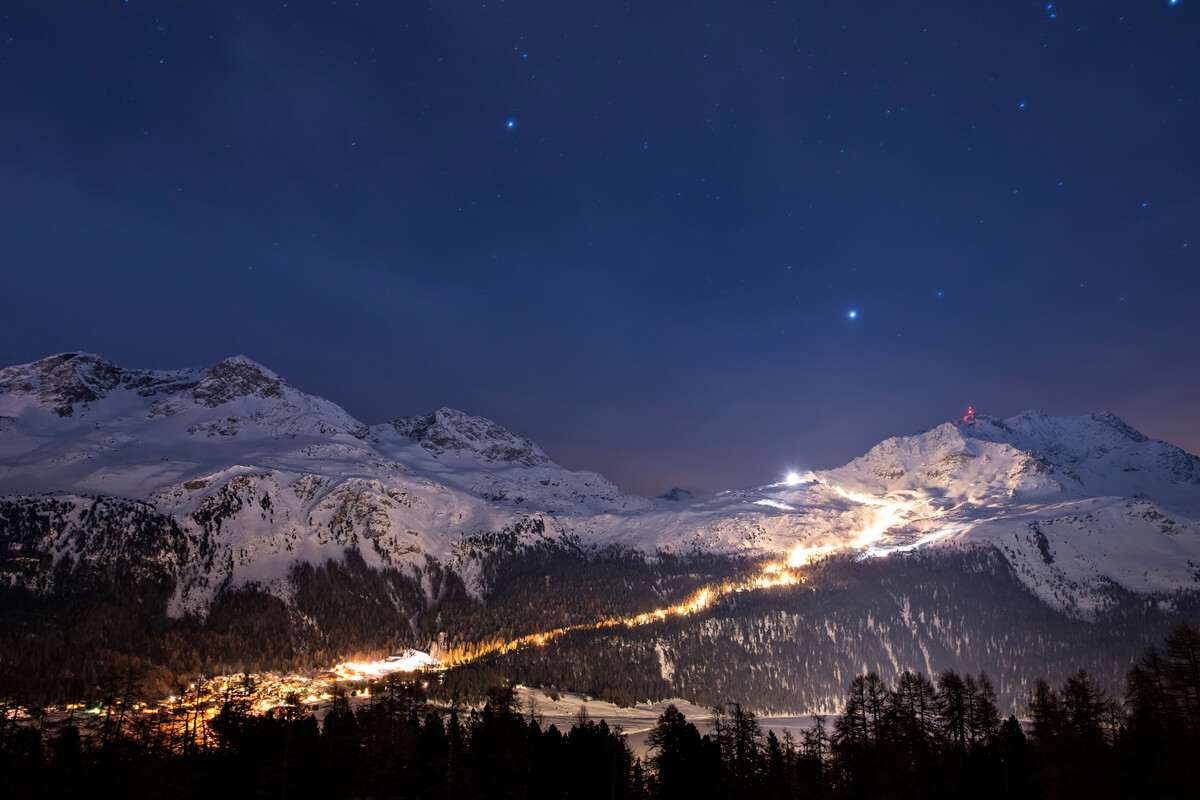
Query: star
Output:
[[506, 120, 516, 129], [848, 309, 858, 320]]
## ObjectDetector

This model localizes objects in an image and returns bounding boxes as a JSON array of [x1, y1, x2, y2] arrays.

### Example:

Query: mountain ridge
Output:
[[1, 352, 1198, 622]]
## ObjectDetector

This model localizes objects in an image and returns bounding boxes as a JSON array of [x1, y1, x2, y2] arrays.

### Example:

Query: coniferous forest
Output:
[[5, 499, 1196, 716], [1, 624, 1197, 799]]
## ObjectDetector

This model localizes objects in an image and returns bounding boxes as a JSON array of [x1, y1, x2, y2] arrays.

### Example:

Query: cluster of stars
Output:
[[7, 0, 1193, 496]]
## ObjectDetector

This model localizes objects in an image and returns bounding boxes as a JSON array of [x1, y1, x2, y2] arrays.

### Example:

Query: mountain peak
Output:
[[0, 352, 124, 417], [192, 356, 287, 408], [219, 354, 276, 372], [838, 408, 1200, 514], [955, 409, 1153, 451], [381, 407, 551, 466], [1088, 411, 1150, 443]]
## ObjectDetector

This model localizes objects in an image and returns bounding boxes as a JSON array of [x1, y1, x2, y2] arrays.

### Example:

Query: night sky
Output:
[[2, 1, 1197, 495]]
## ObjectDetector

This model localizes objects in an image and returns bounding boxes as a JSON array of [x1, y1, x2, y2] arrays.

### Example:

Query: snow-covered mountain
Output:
[[2, 353, 1199, 622], [827, 409, 1200, 515], [0, 353, 648, 613], [806, 410, 1200, 614]]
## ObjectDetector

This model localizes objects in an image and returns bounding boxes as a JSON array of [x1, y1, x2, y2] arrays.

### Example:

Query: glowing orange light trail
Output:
[[434, 560, 803, 667], [129, 477, 928, 721]]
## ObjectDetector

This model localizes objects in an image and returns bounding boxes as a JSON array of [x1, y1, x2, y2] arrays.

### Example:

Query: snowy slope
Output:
[[799, 411, 1200, 613], [2, 353, 1199, 618], [826, 410, 1200, 516], [0, 353, 613, 610]]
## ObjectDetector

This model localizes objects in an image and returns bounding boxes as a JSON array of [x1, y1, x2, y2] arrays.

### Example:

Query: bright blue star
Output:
[[1169, 0, 1179, 6], [848, 309, 858, 320], [1018, 101, 1027, 109], [506, 120, 515, 129]]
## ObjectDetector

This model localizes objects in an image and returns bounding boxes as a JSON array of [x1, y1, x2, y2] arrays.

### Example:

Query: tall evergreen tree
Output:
[[1164, 622, 1200, 733], [646, 704, 704, 800], [965, 672, 1002, 751], [936, 669, 970, 754]]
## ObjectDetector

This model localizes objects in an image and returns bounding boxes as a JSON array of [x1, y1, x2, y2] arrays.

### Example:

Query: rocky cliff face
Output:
[[191, 356, 287, 408], [0, 352, 201, 418], [376, 407, 551, 466]]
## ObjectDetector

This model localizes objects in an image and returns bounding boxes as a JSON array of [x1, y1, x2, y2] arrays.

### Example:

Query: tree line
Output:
[[1, 624, 1197, 799]]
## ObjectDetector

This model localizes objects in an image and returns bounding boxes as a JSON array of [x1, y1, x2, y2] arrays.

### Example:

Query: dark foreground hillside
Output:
[[2, 625, 1197, 800]]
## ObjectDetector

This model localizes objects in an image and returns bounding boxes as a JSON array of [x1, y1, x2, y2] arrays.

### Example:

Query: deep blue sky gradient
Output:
[[2, 1, 1197, 494]]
